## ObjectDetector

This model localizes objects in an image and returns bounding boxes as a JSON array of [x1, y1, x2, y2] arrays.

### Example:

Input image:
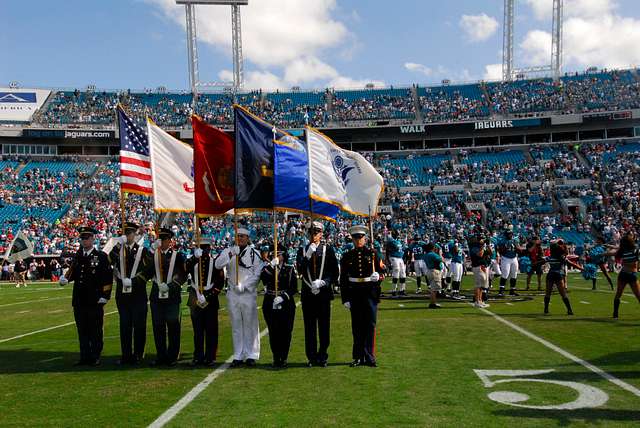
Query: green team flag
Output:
[[4, 231, 34, 263]]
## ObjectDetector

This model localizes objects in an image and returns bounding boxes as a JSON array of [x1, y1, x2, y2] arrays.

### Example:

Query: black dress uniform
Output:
[[260, 257, 298, 368], [144, 229, 187, 366], [185, 245, 223, 366], [340, 228, 382, 367], [109, 227, 153, 365], [65, 229, 113, 365], [296, 240, 338, 366]]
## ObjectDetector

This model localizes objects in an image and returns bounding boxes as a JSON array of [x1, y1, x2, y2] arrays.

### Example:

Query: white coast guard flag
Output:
[[147, 119, 195, 212], [4, 231, 34, 263], [307, 128, 384, 216]]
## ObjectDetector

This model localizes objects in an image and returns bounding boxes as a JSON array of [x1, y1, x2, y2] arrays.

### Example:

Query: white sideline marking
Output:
[[580, 301, 591, 305], [621, 300, 629, 304], [398, 304, 405, 308], [17, 310, 31, 314], [480, 307, 640, 398], [48, 309, 64, 314], [505, 302, 514, 306], [148, 302, 300, 428], [0, 296, 70, 308], [0, 310, 117, 344]]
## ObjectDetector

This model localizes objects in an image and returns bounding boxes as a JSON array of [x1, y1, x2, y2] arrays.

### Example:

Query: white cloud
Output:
[[483, 63, 503, 81], [520, 30, 552, 66], [404, 62, 433, 76], [521, 0, 640, 69], [459, 13, 499, 42], [327, 76, 385, 90], [147, 0, 377, 89]]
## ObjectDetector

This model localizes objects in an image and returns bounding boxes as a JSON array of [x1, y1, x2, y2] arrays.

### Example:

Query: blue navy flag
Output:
[[234, 106, 277, 210], [274, 134, 339, 219]]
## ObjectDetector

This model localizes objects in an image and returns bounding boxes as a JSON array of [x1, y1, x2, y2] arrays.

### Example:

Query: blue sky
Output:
[[2, 0, 640, 91]]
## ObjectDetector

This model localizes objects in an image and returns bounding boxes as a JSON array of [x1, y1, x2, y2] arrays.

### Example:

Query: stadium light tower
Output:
[[502, 0, 563, 82], [176, 0, 248, 99]]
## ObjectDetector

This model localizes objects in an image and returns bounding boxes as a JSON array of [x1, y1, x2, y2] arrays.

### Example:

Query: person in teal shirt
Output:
[[424, 242, 444, 309]]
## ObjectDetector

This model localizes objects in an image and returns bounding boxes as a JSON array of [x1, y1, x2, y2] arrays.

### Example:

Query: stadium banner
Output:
[[398, 118, 544, 135], [0, 88, 50, 122], [307, 127, 384, 217], [22, 129, 66, 139], [147, 119, 195, 212], [63, 130, 115, 139], [3, 231, 34, 263], [191, 115, 234, 216]]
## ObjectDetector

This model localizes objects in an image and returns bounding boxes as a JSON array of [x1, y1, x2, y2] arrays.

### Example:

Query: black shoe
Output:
[[166, 360, 178, 367], [204, 360, 216, 367], [130, 358, 142, 366], [428, 303, 441, 309], [280, 360, 288, 369], [91, 359, 101, 367], [317, 360, 328, 368], [189, 360, 202, 367], [567, 310, 574, 316], [230, 359, 243, 368], [73, 360, 88, 367], [365, 360, 377, 367], [349, 359, 363, 367], [391, 291, 397, 297], [116, 358, 130, 366], [306, 361, 314, 367], [245, 358, 257, 367], [510, 291, 519, 296]]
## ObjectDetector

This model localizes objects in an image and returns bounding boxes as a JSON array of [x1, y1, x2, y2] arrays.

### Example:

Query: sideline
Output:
[[0, 296, 71, 308]]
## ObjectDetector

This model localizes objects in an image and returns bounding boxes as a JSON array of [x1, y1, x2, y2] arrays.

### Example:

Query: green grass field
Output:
[[1, 273, 639, 427]]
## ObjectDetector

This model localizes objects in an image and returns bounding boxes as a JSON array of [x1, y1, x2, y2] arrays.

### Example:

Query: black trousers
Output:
[[190, 303, 219, 363], [262, 296, 296, 363], [301, 297, 331, 363], [116, 298, 148, 362], [73, 305, 104, 363], [350, 295, 378, 363], [150, 301, 181, 363]]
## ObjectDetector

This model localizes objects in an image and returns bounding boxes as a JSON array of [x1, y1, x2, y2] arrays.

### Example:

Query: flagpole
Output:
[[273, 209, 278, 293], [234, 210, 239, 286], [120, 190, 128, 274], [368, 205, 376, 272], [194, 214, 204, 295]]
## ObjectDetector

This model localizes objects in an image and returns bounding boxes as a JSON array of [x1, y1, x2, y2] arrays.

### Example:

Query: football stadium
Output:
[[2, 1, 640, 426]]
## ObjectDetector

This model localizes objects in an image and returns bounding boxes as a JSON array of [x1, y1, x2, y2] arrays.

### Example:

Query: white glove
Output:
[[151, 239, 161, 250], [122, 278, 132, 288], [118, 235, 128, 245], [97, 298, 108, 305], [343, 302, 351, 309], [229, 245, 240, 256], [370, 272, 380, 282], [305, 243, 318, 259], [59, 276, 68, 286], [158, 282, 169, 293], [272, 296, 284, 309], [311, 286, 321, 295], [193, 248, 203, 258], [270, 257, 279, 268], [235, 282, 244, 293], [197, 294, 207, 305], [312, 279, 326, 288]]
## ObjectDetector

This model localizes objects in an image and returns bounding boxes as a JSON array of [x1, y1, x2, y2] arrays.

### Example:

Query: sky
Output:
[[2, 0, 640, 91]]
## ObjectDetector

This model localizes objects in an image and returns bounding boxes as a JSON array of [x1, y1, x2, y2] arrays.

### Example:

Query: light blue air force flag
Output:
[[307, 128, 384, 217], [273, 134, 339, 219]]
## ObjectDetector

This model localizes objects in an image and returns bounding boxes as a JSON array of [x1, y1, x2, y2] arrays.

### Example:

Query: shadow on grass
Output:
[[492, 407, 640, 425], [0, 349, 357, 374]]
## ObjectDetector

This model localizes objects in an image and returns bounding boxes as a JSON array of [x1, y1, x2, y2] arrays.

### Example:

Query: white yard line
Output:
[[148, 301, 299, 428], [0, 296, 70, 308], [579, 301, 591, 305], [479, 307, 640, 398], [0, 310, 118, 344]]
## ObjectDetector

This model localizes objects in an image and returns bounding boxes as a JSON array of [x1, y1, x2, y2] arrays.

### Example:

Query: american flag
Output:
[[118, 106, 153, 195]]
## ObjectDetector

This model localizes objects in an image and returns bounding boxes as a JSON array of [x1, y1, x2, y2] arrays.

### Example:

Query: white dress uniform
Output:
[[215, 243, 264, 361]]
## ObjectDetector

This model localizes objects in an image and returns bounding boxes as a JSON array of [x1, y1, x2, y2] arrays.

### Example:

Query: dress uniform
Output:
[[214, 227, 264, 367], [144, 228, 186, 367], [59, 227, 113, 366], [296, 221, 339, 367], [186, 238, 223, 366], [340, 225, 382, 367], [109, 222, 153, 365], [261, 247, 298, 368]]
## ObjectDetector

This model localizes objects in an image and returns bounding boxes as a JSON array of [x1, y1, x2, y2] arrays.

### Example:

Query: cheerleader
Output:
[[604, 232, 640, 319], [589, 237, 614, 290], [542, 240, 582, 316]]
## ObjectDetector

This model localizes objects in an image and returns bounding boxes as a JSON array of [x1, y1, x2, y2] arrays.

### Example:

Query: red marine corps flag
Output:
[[191, 115, 234, 216]]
